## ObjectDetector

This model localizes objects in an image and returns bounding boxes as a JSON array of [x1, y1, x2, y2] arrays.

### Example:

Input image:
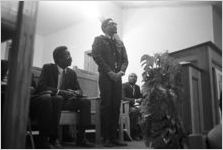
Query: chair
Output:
[[58, 111, 79, 143], [119, 100, 132, 141]]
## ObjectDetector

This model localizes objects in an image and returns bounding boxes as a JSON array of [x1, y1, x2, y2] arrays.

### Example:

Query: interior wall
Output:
[[32, 2, 217, 87], [35, 1, 123, 69], [121, 5, 214, 85]]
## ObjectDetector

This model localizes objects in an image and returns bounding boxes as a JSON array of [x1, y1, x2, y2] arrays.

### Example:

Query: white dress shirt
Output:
[[57, 65, 67, 89]]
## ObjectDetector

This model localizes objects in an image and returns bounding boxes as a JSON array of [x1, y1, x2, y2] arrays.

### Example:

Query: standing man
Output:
[[35, 46, 94, 147], [92, 18, 128, 147], [122, 73, 143, 140]]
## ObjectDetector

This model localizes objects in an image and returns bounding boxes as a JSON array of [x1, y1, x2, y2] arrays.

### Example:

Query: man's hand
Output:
[[67, 89, 83, 96], [108, 71, 119, 81], [117, 71, 125, 78], [59, 90, 76, 99], [108, 71, 124, 82]]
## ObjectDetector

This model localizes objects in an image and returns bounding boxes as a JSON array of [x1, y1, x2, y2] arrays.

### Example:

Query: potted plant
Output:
[[140, 52, 186, 148]]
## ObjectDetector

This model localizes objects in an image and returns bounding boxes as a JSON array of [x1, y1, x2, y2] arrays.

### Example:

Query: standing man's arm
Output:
[[116, 41, 128, 78], [120, 45, 128, 74], [92, 37, 119, 81], [92, 37, 112, 74]]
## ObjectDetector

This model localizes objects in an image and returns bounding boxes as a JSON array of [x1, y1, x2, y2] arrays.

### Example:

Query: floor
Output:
[[27, 132, 147, 149], [62, 140, 147, 149]]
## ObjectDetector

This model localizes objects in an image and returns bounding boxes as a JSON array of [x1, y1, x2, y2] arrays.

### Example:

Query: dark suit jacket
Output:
[[36, 63, 81, 95], [92, 35, 128, 74], [122, 82, 142, 106]]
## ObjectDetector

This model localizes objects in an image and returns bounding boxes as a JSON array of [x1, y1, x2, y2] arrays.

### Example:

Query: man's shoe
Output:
[[49, 138, 62, 149], [111, 139, 127, 146], [76, 139, 95, 147], [103, 139, 113, 147], [53, 139, 63, 149]]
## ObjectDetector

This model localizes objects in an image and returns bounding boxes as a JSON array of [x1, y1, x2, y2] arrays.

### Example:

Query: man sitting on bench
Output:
[[34, 46, 94, 148]]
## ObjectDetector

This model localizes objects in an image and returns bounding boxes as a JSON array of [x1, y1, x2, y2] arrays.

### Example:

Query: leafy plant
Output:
[[140, 52, 186, 148]]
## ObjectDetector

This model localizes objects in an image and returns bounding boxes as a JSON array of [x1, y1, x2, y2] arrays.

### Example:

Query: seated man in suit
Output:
[[35, 46, 94, 147], [122, 73, 143, 140], [30, 91, 62, 148]]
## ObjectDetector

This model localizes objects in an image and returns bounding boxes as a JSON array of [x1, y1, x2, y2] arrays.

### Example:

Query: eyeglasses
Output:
[[107, 21, 117, 26]]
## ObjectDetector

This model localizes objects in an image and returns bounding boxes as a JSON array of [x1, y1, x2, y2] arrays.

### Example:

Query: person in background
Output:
[[122, 73, 143, 140], [35, 46, 94, 148], [92, 18, 128, 147]]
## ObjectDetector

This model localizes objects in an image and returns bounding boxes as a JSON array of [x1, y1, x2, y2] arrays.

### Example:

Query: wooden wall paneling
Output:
[[181, 65, 192, 134], [170, 42, 222, 132], [197, 69, 204, 133], [207, 48, 218, 126], [211, 68, 221, 124], [190, 67, 203, 133], [210, 46, 222, 124], [2, 1, 38, 148]]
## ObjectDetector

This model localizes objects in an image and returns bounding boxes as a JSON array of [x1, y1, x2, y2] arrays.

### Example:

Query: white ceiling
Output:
[[113, 1, 219, 8], [36, 1, 221, 36]]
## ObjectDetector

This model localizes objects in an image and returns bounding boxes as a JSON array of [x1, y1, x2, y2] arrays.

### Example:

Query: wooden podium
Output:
[[170, 41, 222, 148]]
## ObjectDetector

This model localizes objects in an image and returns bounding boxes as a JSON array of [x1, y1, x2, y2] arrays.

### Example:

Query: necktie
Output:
[[60, 70, 66, 90], [131, 85, 135, 97]]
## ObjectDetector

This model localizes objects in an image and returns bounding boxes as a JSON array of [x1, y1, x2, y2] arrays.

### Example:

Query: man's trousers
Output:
[[30, 94, 63, 139], [99, 73, 122, 141], [62, 97, 91, 141]]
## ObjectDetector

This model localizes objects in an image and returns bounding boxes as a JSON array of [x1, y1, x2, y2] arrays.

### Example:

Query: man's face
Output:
[[128, 74, 137, 84], [104, 20, 117, 35], [57, 50, 72, 69]]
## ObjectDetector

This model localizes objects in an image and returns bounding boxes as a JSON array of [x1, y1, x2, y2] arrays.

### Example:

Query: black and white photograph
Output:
[[1, 1, 222, 149]]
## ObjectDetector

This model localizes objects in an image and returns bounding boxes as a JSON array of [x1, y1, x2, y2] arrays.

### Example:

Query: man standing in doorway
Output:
[[92, 18, 128, 147]]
